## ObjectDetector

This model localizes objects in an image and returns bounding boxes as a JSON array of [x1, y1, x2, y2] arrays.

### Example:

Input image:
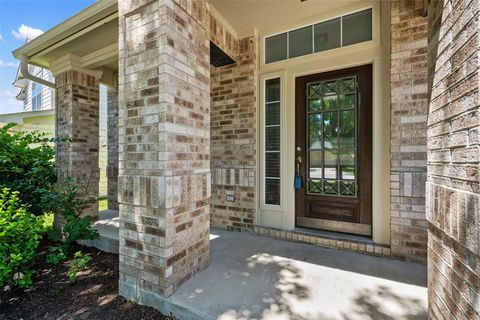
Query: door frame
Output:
[[294, 64, 373, 236]]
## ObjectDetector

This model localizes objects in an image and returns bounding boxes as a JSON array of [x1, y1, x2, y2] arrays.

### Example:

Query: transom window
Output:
[[306, 76, 357, 196], [265, 8, 372, 64], [31, 82, 42, 111]]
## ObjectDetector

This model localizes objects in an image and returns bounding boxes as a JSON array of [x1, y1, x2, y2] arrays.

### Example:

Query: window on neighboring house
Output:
[[31, 81, 42, 111], [264, 77, 281, 205], [265, 8, 373, 64]]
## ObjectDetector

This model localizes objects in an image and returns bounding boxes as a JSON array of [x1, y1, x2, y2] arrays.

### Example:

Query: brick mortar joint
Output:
[[428, 221, 479, 263], [426, 180, 480, 197]]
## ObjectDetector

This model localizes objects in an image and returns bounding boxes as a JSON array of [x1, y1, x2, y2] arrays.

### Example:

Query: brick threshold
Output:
[[253, 225, 392, 258]]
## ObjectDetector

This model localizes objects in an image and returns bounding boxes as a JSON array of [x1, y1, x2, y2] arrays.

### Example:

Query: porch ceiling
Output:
[[12, 0, 118, 77], [211, 0, 362, 37]]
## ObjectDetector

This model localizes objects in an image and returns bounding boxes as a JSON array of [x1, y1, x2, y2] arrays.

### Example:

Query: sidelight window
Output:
[[264, 77, 281, 205]]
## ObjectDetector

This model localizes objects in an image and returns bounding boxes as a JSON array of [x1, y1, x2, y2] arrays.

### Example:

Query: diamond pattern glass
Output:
[[306, 76, 357, 196]]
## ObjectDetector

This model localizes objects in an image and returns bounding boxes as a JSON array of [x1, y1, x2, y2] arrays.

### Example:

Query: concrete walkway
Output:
[[169, 229, 427, 320]]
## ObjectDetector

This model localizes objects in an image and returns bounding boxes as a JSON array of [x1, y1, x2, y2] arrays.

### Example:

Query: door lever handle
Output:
[[295, 156, 302, 189]]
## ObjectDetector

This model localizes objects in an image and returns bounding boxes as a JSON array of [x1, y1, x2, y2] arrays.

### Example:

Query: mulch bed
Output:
[[0, 240, 171, 320]]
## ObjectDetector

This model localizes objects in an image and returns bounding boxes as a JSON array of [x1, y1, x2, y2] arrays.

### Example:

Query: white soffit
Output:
[[211, 0, 362, 37], [12, 0, 118, 71]]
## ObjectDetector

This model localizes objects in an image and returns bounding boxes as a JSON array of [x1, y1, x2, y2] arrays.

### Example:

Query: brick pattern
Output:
[[255, 226, 391, 258], [118, 0, 210, 299], [107, 86, 119, 211], [55, 70, 100, 218], [426, 0, 480, 319], [210, 12, 238, 60], [210, 37, 257, 231], [390, 0, 429, 263]]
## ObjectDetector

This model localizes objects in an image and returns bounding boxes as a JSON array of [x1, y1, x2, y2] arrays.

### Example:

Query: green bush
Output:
[[46, 246, 67, 265], [0, 123, 56, 216], [67, 251, 92, 283], [0, 188, 43, 288], [0, 125, 99, 287], [50, 178, 99, 247]]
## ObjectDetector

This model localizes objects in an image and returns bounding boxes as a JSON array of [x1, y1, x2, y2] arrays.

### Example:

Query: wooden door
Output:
[[295, 65, 372, 236]]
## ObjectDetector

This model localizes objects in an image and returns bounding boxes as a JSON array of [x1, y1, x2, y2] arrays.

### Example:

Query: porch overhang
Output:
[[211, 0, 361, 37], [12, 0, 118, 86]]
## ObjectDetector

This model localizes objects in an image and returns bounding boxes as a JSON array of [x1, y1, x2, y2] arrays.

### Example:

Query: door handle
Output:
[[295, 155, 302, 189]]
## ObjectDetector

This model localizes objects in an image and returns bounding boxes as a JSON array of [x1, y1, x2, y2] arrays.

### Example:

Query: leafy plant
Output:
[[0, 123, 57, 216], [46, 246, 67, 265], [67, 251, 92, 283], [50, 177, 99, 248], [0, 188, 43, 288]]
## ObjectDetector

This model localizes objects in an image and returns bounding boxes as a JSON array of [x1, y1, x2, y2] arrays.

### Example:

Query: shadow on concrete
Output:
[[170, 229, 427, 320]]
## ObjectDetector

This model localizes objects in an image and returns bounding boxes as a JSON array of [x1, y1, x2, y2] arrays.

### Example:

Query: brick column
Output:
[[390, 0, 429, 263], [55, 70, 100, 218], [107, 86, 119, 211], [427, 0, 479, 319], [118, 0, 210, 303]]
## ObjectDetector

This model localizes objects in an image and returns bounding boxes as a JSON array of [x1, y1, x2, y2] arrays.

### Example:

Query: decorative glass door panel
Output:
[[306, 76, 357, 197], [295, 65, 372, 236]]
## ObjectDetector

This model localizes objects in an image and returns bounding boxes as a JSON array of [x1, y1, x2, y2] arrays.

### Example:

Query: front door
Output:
[[295, 65, 372, 236]]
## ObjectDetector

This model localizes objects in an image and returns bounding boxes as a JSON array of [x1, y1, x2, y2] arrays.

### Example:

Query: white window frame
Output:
[[31, 81, 42, 111], [263, 6, 374, 65], [260, 72, 285, 210]]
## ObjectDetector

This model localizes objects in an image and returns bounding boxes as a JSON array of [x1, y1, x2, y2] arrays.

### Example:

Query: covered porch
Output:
[[87, 212, 427, 320], [12, 0, 432, 318]]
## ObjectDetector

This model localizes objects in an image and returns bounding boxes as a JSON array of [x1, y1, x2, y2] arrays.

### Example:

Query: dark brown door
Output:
[[295, 65, 372, 236]]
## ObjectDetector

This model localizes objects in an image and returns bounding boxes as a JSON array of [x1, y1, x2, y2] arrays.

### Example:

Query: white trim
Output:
[[256, 1, 391, 242], [12, 0, 117, 61], [50, 54, 103, 78], [259, 72, 286, 214]]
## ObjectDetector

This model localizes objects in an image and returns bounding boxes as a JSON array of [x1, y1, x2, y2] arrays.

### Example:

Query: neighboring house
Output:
[[0, 65, 56, 124], [16, 65, 55, 113], [10, 1, 479, 319]]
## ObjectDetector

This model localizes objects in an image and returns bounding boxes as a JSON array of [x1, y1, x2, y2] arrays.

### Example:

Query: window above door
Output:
[[264, 8, 373, 64]]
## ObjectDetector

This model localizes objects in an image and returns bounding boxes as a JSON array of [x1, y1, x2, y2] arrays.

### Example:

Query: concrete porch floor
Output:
[[86, 212, 427, 320], [170, 229, 427, 320]]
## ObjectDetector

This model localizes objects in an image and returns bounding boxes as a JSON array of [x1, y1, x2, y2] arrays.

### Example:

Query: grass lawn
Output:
[[99, 197, 108, 211]]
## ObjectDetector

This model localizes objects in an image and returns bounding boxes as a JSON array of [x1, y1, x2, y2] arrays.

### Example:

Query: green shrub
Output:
[[46, 246, 67, 265], [67, 251, 92, 283], [0, 188, 43, 288], [0, 123, 56, 216], [50, 178, 99, 248]]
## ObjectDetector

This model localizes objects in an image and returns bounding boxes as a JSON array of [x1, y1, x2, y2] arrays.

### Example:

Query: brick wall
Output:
[[118, 0, 210, 300], [210, 36, 257, 231], [55, 70, 100, 218], [210, 12, 237, 60], [426, 0, 480, 318], [390, 0, 429, 263]]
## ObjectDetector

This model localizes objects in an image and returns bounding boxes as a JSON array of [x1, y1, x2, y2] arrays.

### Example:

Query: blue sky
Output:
[[0, 0, 95, 114]]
